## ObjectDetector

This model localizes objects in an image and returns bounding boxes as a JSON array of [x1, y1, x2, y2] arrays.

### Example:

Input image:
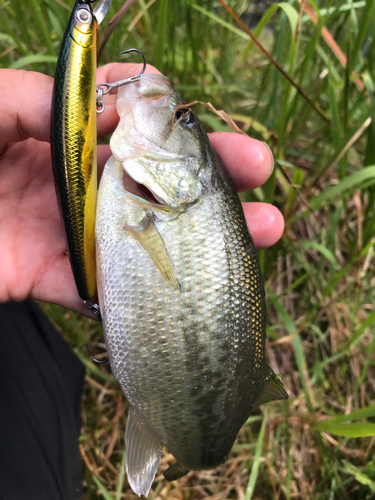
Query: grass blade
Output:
[[9, 55, 57, 70], [191, 4, 248, 40], [315, 422, 375, 437], [289, 166, 375, 224], [217, 0, 330, 123], [342, 461, 375, 492], [322, 404, 375, 424], [154, 0, 168, 71], [278, 3, 298, 35], [29, 0, 55, 55], [93, 476, 114, 500], [268, 290, 313, 411], [244, 411, 267, 500], [348, 0, 374, 74], [116, 449, 127, 500], [97, 0, 136, 63]]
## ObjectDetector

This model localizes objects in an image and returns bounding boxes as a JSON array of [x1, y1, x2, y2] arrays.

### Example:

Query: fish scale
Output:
[[98, 172, 262, 458], [96, 74, 287, 497]]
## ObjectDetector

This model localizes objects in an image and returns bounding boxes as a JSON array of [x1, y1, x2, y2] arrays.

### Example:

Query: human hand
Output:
[[0, 64, 283, 317]]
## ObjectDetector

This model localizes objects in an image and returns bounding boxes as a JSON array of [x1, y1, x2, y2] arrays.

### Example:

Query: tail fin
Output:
[[126, 407, 163, 497]]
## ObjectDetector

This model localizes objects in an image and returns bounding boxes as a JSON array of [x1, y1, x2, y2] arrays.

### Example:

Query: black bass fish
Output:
[[51, 0, 111, 300], [95, 74, 287, 497]]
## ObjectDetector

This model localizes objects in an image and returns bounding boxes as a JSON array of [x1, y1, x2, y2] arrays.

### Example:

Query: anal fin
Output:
[[164, 461, 190, 481], [126, 407, 163, 497], [254, 365, 288, 407], [125, 217, 180, 291]]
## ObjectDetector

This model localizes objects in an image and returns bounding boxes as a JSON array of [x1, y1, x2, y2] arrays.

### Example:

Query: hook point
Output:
[[119, 48, 147, 75]]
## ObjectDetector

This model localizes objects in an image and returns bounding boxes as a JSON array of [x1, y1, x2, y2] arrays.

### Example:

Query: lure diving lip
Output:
[[50, 0, 112, 301]]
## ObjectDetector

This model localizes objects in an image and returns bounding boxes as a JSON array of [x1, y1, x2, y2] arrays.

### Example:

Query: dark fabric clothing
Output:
[[0, 301, 85, 500]]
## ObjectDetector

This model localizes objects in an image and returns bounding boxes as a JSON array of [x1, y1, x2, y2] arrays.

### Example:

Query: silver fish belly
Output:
[[96, 74, 287, 497]]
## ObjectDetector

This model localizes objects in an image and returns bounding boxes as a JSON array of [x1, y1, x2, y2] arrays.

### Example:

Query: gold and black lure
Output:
[[51, 0, 112, 301]]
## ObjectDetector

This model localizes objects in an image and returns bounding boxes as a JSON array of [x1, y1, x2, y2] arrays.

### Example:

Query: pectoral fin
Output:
[[125, 217, 180, 291], [126, 407, 163, 497], [254, 365, 288, 407], [164, 461, 190, 481]]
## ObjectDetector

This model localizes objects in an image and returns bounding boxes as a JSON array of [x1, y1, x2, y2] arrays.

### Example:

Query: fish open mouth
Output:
[[111, 74, 202, 209]]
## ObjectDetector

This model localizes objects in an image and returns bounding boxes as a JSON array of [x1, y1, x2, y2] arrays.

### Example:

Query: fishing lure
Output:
[[51, 0, 112, 301]]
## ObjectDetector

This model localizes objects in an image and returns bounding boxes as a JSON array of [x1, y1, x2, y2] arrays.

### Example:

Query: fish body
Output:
[[96, 74, 287, 496], [51, 0, 111, 300]]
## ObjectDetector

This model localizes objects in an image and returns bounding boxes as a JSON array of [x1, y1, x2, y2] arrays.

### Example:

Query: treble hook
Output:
[[84, 300, 109, 364], [87, 342, 109, 364], [96, 48, 147, 113]]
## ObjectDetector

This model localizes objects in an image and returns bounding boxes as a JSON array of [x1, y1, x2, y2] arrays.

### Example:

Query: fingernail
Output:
[[262, 141, 274, 174]]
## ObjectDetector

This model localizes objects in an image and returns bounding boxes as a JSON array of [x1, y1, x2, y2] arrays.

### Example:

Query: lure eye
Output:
[[175, 109, 194, 126], [76, 8, 92, 24]]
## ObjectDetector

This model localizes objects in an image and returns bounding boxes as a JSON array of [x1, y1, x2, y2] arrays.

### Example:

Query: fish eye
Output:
[[175, 109, 194, 126], [76, 8, 92, 24]]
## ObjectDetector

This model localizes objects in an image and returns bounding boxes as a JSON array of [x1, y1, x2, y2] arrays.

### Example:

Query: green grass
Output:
[[3, 0, 375, 498]]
